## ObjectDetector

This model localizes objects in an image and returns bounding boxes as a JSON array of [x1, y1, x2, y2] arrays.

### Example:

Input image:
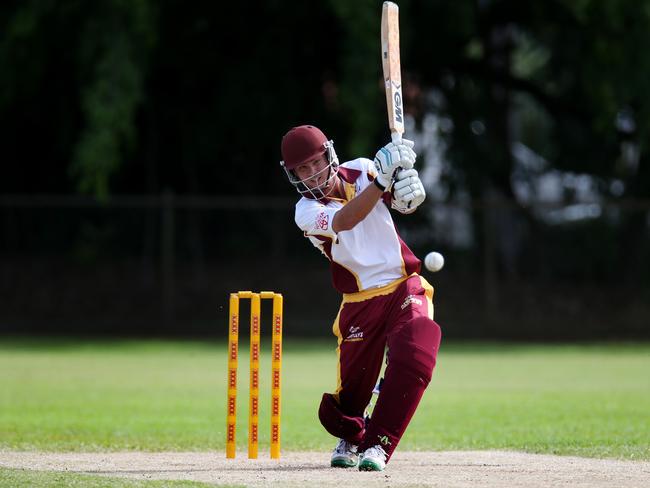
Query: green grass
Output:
[[1, 337, 649, 460], [0, 467, 234, 487]]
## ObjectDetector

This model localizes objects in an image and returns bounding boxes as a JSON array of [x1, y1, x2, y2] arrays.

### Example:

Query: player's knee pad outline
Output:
[[388, 317, 441, 386]]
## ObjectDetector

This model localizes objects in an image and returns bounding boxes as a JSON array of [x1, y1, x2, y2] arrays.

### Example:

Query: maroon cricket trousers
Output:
[[318, 274, 442, 462]]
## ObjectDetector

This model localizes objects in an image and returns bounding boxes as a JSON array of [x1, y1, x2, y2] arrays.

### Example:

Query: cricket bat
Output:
[[381, 1, 404, 144]]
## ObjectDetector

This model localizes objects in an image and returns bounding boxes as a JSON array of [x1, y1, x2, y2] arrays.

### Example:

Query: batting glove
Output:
[[373, 139, 417, 190], [392, 168, 426, 212]]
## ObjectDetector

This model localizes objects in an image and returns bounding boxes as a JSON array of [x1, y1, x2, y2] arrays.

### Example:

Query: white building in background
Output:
[[510, 141, 605, 225], [405, 104, 622, 252]]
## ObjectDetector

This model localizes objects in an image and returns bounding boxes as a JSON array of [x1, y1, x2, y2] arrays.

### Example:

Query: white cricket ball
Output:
[[424, 252, 445, 272]]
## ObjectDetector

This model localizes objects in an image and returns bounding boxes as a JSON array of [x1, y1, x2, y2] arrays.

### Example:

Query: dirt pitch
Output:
[[1, 450, 649, 487]]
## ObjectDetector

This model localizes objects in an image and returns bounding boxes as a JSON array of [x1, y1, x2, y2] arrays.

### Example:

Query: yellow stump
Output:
[[270, 293, 283, 459], [226, 293, 239, 459], [248, 293, 261, 459]]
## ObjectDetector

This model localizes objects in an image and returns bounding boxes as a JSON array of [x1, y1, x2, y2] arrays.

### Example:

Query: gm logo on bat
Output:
[[393, 84, 403, 123]]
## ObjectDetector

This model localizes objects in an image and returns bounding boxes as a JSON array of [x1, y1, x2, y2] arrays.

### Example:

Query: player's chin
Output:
[[321, 181, 337, 196], [310, 179, 329, 192], [305, 181, 321, 192]]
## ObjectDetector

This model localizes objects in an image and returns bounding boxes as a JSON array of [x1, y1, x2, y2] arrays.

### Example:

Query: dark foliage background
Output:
[[1, 0, 649, 339]]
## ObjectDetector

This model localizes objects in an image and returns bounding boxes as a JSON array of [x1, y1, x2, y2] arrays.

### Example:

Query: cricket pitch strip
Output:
[[1, 450, 648, 487]]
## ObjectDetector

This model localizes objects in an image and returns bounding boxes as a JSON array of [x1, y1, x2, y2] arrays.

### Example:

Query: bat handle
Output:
[[390, 132, 407, 186]]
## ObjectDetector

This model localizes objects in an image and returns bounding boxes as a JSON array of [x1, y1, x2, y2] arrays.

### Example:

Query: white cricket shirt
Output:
[[294, 158, 421, 294]]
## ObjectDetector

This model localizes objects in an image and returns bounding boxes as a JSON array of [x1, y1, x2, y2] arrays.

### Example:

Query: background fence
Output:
[[1, 194, 648, 340]]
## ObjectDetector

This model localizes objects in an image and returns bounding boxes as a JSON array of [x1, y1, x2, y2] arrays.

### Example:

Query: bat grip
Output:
[[391, 132, 403, 144]]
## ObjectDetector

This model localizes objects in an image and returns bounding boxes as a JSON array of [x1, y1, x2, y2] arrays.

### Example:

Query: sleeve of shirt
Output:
[[357, 157, 392, 206], [295, 200, 339, 240], [363, 157, 379, 180]]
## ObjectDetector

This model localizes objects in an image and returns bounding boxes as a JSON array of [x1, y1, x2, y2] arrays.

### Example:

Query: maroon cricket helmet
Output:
[[281, 125, 329, 170]]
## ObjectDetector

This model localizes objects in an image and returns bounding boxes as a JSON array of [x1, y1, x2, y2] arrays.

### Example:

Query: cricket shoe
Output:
[[330, 439, 359, 468], [358, 445, 387, 471]]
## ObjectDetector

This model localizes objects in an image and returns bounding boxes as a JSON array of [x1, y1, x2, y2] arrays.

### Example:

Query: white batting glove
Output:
[[392, 168, 426, 212], [373, 139, 417, 190], [391, 197, 416, 214]]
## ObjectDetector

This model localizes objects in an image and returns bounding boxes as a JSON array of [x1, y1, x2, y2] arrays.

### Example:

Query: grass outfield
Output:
[[0, 337, 648, 460]]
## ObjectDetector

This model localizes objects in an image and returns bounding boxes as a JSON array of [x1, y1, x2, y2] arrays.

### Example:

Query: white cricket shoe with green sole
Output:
[[330, 439, 359, 468], [358, 445, 387, 471]]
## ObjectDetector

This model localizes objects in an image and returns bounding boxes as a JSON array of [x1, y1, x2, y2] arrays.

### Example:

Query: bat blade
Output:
[[381, 1, 404, 143]]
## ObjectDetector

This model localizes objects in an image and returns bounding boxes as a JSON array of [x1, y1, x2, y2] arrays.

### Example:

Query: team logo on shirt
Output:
[[401, 295, 422, 310], [315, 212, 329, 230], [344, 325, 363, 342]]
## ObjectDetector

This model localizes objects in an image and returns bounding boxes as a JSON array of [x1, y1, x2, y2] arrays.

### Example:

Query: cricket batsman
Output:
[[280, 125, 442, 471]]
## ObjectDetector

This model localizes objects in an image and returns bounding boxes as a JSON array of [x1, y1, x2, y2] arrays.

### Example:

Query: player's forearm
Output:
[[332, 183, 384, 233]]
